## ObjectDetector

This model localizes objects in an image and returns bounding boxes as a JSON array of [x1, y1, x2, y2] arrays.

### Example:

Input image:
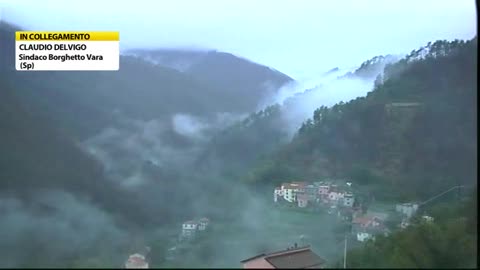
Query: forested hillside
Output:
[[198, 54, 399, 180], [0, 15, 475, 268], [0, 77, 158, 224], [344, 189, 477, 268], [248, 38, 477, 201], [1, 23, 292, 141], [125, 49, 293, 112], [197, 104, 288, 178]]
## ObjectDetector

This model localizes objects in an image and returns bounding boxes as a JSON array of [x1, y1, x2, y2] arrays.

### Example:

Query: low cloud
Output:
[[0, 190, 129, 268], [172, 114, 209, 140], [257, 67, 376, 137], [82, 111, 246, 191]]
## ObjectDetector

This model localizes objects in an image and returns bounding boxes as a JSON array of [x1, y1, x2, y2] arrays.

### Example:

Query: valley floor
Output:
[[154, 206, 348, 268]]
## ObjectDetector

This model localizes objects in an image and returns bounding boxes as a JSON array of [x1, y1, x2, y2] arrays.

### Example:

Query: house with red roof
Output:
[[352, 215, 388, 242], [241, 245, 326, 269], [125, 253, 149, 269]]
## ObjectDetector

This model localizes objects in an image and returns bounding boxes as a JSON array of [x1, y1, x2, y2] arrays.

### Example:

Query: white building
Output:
[[182, 220, 198, 237], [357, 232, 374, 242], [421, 215, 434, 223], [280, 183, 304, 202], [274, 188, 284, 202], [125, 254, 149, 269], [198, 218, 210, 231], [343, 192, 354, 207], [328, 191, 344, 202], [395, 203, 419, 218]]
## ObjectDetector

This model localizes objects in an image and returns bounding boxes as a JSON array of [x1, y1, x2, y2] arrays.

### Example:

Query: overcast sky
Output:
[[1, 0, 476, 79]]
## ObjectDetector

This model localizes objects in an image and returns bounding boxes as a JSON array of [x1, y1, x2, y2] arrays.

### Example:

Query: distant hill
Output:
[[125, 48, 294, 112], [247, 38, 477, 201], [0, 76, 140, 219], [1, 23, 293, 140], [196, 54, 397, 180], [341, 54, 400, 80], [2, 26, 278, 141], [123, 48, 212, 72], [0, 22, 228, 233]]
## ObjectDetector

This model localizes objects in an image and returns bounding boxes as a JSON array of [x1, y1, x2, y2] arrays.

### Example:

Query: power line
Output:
[[419, 185, 466, 207], [343, 233, 347, 269]]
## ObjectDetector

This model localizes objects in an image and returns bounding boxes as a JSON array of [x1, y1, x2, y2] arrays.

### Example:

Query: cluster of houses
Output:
[[273, 180, 434, 243], [352, 202, 435, 242], [273, 180, 438, 243], [273, 181, 355, 209], [273, 180, 385, 242]]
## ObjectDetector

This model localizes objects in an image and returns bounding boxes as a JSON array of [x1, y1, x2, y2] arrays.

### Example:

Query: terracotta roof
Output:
[[241, 246, 326, 268], [184, 220, 198, 225], [283, 182, 307, 189], [266, 249, 325, 268], [353, 217, 371, 226], [291, 181, 308, 187], [282, 184, 298, 189]]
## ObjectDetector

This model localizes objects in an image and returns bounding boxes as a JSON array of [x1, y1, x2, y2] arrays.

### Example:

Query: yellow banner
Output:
[[16, 31, 119, 41]]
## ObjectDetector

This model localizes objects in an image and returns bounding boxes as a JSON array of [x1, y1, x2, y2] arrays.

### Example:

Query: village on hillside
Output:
[[273, 180, 434, 243], [124, 180, 440, 269]]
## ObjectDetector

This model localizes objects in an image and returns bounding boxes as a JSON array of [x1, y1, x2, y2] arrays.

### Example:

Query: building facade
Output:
[[182, 221, 198, 237], [198, 218, 210, 231], [343, 192, 354, 207], [395, 203, 419, 218]]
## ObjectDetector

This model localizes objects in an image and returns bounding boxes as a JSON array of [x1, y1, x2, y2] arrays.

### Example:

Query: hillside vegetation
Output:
[[344, 190, 477, 268], [248, 38, 477, 201]]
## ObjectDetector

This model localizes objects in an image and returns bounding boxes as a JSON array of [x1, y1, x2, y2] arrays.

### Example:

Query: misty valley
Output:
[[0, 15, 477, 269]]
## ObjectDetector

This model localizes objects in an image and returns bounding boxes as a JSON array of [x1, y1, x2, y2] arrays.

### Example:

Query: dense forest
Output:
[[199, 53, 399, 181], [247, 38, 477, 202]]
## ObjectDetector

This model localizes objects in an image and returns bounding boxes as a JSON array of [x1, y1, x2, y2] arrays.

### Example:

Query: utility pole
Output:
[[343, 233, 347, 269]]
